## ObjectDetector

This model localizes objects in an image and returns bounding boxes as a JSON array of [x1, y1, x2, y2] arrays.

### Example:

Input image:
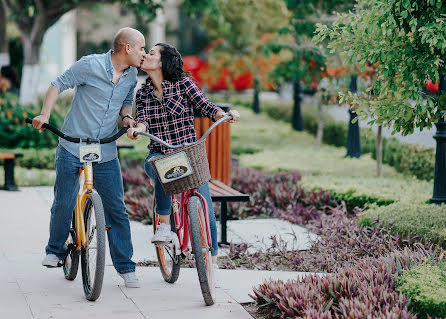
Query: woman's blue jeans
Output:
[[46, 146, 136, 274], [144, 153, 218, 256]]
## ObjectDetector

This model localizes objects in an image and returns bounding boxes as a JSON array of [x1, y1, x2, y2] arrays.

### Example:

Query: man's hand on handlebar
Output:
[[32, 114, 50, 133]]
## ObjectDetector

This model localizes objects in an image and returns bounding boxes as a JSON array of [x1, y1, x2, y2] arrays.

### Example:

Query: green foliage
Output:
[[0, 93, 66, 148], [201, 0, 288, 91], [359, 202, 446, 247], [397, 262, 446, 318], [314, 0, 446, 135], [231, 96, 436, 181], [266, 0, 353, 86]]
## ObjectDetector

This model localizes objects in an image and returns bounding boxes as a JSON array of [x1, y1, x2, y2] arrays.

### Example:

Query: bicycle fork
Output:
[[75, 162, 94, 250]]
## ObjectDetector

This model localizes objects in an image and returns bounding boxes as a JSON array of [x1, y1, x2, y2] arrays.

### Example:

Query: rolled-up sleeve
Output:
[[183, 77, 222, 121], [135, 90, 150, 130], [51, 57, 89, 93]]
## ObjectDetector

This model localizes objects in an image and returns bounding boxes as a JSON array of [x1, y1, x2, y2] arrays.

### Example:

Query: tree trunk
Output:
[[376, 125, 383, 177], [0, 0, 9, 68], [315, 94, 324, 147], [292, 80, 303, 131]]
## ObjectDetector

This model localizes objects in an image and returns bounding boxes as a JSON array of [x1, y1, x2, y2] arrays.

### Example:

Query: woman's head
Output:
[[141, 43, 188, 82]]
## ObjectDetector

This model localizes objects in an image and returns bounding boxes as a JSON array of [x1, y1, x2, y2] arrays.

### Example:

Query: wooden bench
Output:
[[209, 178, 250, 245], [0, 152, 23, 191]]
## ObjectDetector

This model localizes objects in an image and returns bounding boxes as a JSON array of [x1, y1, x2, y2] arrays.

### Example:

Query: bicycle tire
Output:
[[154, 210, 181, 283], [81, 192, 106, 301], [63, 210, 79, 280], [188, 196, 215, 306]]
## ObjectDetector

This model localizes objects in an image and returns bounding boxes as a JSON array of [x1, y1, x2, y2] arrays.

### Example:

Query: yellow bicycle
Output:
[[26, 118, 128, 301]]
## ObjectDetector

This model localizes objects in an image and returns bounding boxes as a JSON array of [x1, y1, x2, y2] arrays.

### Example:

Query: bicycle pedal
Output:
[[153, 240, 172, 246]]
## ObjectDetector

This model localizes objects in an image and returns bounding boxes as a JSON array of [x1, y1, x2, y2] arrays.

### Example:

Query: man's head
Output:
[[113, 27, 146, 68]]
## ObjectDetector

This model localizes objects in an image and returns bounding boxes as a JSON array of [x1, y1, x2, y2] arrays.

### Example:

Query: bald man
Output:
[[31, 27, 145, 288]]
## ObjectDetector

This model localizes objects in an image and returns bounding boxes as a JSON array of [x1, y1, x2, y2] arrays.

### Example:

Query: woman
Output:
[[127, 43, 240, 268]]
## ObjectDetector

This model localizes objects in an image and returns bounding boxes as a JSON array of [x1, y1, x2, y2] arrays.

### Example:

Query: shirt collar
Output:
[[106, 50, 132, 78]]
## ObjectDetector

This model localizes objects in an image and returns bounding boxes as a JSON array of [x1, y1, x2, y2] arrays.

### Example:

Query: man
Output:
[[31, 27, 145, 288]]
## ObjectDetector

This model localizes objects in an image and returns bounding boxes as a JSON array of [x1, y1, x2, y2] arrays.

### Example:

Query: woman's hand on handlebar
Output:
[[32, 114, 50, 133], [216, 109, 240, 123], [126, 123, 146, 140]]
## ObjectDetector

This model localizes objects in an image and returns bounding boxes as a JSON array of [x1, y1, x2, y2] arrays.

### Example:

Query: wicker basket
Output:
[[147, 139, 211, 196]]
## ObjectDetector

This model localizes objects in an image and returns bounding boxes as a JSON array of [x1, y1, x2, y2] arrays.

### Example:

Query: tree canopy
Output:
[[314, 0, 446, 135]]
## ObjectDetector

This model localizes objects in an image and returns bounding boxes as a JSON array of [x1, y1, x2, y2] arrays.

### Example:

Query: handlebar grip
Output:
[[26, 117, 80, 142], [26, 117, 129, 144]]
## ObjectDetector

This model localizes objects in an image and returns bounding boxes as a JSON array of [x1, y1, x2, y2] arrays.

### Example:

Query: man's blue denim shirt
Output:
[[51, 50, 137, 163]]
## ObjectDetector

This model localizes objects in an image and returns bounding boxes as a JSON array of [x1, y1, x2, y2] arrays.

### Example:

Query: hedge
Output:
[[358, 202, 446, 247]]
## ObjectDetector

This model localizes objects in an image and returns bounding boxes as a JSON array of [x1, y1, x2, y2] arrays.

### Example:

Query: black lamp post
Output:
[[346, 75, 361, 158], [292, 80, 303, 131], [430, 75, 446, 204]]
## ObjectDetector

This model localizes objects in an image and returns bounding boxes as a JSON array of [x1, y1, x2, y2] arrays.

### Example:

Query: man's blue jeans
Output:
[[46, 146, 135, 274], [144, 153, 218, 256]]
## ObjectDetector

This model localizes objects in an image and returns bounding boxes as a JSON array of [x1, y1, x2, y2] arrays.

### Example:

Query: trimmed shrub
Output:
[[300, 175, 431, 210], [397, 262, 446, 318], [0, 93, 68, 149], [359, 202, 446, 247]]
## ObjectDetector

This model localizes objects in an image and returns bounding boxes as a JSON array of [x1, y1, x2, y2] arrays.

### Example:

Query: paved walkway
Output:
[[0, 187, 316, 318]]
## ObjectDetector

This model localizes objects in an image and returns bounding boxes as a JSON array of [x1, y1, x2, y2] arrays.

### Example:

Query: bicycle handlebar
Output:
[[134, 115, 233, 149], [25, 118, 129, 144]]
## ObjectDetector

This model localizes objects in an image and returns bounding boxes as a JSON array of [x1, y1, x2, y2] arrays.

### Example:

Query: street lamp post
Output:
[[346, 75, 361, 158], [430, 75, 446, 204]]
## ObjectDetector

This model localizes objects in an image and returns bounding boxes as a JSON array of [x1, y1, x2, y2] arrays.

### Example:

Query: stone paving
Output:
[[0, 187, 317, 318]]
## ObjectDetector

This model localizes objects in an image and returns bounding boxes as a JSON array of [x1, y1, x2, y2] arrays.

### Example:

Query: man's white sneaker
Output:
[[119, 272, 140, 288], [42, 254, 62, 268], [151, 223, 173, 244]]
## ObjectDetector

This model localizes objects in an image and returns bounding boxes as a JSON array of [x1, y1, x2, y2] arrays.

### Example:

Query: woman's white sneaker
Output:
[[151, 223, 172, 244]]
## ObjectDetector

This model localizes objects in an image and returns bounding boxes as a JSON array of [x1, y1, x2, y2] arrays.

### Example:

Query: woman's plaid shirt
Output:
[[135, 77, 222, 155]]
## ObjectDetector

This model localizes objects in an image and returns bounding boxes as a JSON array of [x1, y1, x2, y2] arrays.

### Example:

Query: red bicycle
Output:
[[134, 115, 232, 306]]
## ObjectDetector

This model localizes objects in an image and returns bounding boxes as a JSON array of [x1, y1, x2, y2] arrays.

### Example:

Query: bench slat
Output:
[[0, 153, 16, 159], [208, 179, 249, 202]]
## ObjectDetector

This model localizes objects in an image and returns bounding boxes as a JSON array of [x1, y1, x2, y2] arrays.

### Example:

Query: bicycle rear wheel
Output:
[[154, 210, 181, 283], [63, 210, 79, 280], [81, 192, 106, 301], [188, 196, 215, 306]]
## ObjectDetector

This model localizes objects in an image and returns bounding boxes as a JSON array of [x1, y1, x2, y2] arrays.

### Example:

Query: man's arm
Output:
[[32, 85, 59, 132]]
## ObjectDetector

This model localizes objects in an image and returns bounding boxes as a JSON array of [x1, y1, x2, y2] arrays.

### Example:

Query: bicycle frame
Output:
[[155, 189, 212, 255], [74, 162, 96, 250]]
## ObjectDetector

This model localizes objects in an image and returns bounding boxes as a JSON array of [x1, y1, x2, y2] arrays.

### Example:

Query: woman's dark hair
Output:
[[155, 43, 189, 82]]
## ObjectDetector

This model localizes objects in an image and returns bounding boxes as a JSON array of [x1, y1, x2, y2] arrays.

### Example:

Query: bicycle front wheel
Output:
[[154, 211, 181, 283], [63, 210, 79, 280], [81, 192, 106, 301], [188, 196, 215, 306]]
